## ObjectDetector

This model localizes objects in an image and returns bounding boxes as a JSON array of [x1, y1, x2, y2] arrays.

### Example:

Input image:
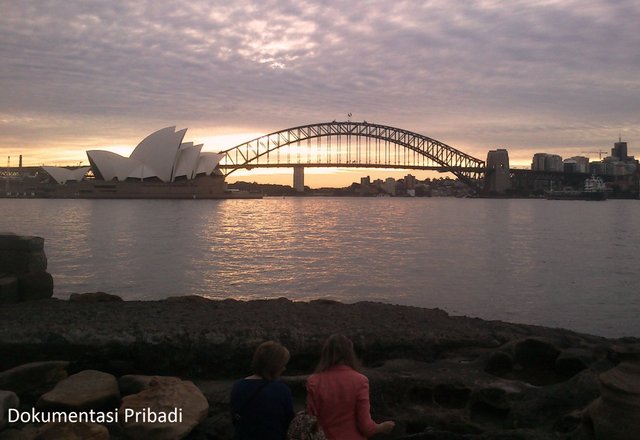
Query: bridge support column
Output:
[[485, 149, 510, 194], [293, 166, 305, 193]]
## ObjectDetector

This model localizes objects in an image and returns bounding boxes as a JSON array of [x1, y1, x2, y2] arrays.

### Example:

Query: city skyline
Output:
[[1, 0, 639, 187]]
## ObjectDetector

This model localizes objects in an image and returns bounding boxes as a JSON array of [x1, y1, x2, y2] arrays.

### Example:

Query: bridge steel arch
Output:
[[218, 121, 486, 188]]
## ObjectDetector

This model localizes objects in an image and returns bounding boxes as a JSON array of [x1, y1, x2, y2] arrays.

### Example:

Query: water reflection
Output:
[[1, 198, 639, 337]]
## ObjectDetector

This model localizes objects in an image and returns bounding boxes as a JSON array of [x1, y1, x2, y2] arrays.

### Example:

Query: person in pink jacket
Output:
[[306, 334, 395, 439]]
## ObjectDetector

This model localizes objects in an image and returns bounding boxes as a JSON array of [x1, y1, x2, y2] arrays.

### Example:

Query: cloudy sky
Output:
[[1, 0, 639, 184]]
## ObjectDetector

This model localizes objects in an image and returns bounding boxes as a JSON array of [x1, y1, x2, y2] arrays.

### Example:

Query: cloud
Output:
[[1, 0, 639, 159]]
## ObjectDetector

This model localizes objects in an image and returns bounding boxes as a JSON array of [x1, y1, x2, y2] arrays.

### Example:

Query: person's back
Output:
[[231, 378, 293, 440], [230, 341, 294, 440], [307, 365, 376, 440], [305, 334, 394, 440]]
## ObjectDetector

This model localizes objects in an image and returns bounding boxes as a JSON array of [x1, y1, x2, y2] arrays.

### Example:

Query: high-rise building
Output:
[[404, 174, 416, 190], [612, 137, 628, 161], [531, 153, 563, 171]]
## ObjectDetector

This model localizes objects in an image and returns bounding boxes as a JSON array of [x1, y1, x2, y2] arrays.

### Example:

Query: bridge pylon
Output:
[[293, 166, 304, 192]]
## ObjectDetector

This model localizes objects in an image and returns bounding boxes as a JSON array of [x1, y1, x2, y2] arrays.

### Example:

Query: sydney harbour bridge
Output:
[[216, 121, 503, 192]]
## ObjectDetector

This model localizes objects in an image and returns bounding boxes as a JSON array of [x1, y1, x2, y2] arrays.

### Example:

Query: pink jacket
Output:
[[306, 365, 378, 440]]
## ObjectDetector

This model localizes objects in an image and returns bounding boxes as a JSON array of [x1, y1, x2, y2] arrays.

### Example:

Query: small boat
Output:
[[546, 175, 607, 201]]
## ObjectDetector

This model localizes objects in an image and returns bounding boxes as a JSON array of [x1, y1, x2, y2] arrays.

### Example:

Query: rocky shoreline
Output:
[[1, 295, 639, 439]]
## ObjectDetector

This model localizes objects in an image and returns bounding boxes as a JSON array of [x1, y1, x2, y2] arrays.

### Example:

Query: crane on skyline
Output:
[[581, 149, 607, 160]]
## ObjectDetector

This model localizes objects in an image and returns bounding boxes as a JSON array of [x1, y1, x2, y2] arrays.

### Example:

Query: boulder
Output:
[[0, 234, 52, 303], [585, 357, 640, 440], [0, 251, 47, 274], [0, 391, 19, 430], [0, 361, 69, 395], [0, 427, 38, 440], [0, 234, 44, 252], [35, 422, 108, 440], [17, 273, 53, 301], [0, 276, 19, 303], [37, 370, 120, 411], [68, 292, 123, 302], [118, 375, 181, 396], [119, 378, 209, 440]]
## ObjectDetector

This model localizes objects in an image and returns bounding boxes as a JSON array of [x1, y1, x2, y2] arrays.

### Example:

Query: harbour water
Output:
[[1, 197, 639, 338]]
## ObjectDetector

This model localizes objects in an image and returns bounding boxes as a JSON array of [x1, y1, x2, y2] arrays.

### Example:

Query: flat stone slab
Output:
[[0, 361, 69, 395], [37, 370, 120, 411]]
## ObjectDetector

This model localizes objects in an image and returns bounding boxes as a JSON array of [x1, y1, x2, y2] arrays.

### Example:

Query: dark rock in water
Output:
[[0, 233, 53, 303], [583, 356, 640, 440], [0, 276, 19, 303], [0, 250, 47, 274], [69, 292, 123, 302], [17, 272, 53, 301], [0, 361, 69, 396], [0, 233, 44, 251]]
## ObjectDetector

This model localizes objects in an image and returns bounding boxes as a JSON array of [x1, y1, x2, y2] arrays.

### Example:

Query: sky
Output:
[[1, 0, 639, 187]]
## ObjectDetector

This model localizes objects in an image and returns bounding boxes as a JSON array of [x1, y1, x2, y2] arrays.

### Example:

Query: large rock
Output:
[[0, 233, 53, 303], [0, 276, 19, 303], [119, 377, 209, 440], [17, 273, 53, 301], [37, 370, 120, 411], [0, 251, 47, 274], [585, 357, 640, 440], [0, 391, 19, 430], [0, 426, 38, 440], [0, 361, 69, 395], [0, 234, 44, 252], [118, 375, 180, 396], [35, 422, 108, 440]]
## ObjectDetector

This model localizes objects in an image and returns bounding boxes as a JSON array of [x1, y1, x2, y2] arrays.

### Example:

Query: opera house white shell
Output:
[[41, 166, 91, 184], [87, 127, 225, 182]]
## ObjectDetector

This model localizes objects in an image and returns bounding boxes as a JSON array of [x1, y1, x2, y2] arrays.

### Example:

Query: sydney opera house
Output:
[[2, 127, 256, 199]]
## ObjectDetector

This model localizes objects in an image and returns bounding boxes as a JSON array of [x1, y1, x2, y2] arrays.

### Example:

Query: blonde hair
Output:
[[315, 334, 361, 373], [252, 341, 290, 380]]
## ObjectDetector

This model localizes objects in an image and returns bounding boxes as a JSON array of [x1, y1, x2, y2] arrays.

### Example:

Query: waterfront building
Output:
[[87, 127, 223, 182], [531, 153, 563, 172], [565, 156, 589, 173], [563, 159, 577, 173], [383, 177, 396, 195], [404, 174, 417, 190], [1, 127, 253, 199], [41, 166, 91, 184], [612, 138, 628, 161], [545, 154, 563, 172], [532, 153, 547, 171]]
